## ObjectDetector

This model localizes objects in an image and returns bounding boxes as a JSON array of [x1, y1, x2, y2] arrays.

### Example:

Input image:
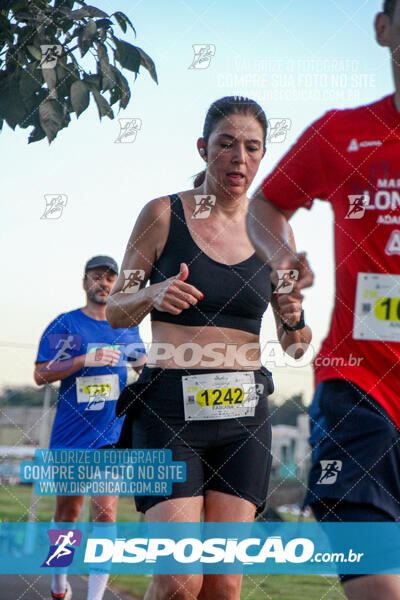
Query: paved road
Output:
[[0, 574, 140, 600]]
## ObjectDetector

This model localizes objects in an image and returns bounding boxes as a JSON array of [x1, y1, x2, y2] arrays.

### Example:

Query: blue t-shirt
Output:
[[36, 308, 145, 449]]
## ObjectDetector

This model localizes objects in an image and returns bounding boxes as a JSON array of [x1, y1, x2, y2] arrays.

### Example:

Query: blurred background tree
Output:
[[0, 0, 157, 143]]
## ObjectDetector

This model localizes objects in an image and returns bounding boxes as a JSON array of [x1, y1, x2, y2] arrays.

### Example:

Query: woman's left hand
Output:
[[275, 289, 303, 329]]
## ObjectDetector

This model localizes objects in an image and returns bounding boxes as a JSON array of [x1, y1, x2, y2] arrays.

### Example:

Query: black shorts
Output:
[[124, 365, 273, 515], [305, 379, 400, 582], [312, 499, 394, 583], [304, 379, 400, 518]]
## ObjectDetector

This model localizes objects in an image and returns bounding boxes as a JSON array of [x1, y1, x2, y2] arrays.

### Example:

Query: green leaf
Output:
[[78, 33, 89, 58], [114, 38, 140, 73], [82, 18, 97, 42], [95, 18, 113, 30], [113, 11, 136, 36], [20, 88, 47, 129], [90, 87, 114, 120], [19, 62, 42, 102], [54, 0, 74, 9], [135, 46, 158, 84], [69, 6, 109, 20], [84, 73, 101, 90], [113, 12, 126, 33], [56, 61, 79, 97], [0, 79, 27, 130], [97, 43, 115, 91], [70, 79, 89, 117], [27, 45, 41, 60], [28, 123, 46, 143], [78, 18, 97, 57], [42, 65, 57, 91], [39, 98, 64, 142], [113, 67, 130, 109], [109, 85, 121, 106], [0, 14, 12, 33]]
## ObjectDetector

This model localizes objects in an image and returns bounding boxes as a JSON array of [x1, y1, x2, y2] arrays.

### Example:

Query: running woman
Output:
[[34, 255, 145, 600], [107, 96, 312, 600], [247, 2, 400, 598]]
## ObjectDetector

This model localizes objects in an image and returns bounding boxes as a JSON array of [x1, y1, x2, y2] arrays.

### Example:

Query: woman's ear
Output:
[[197, 138, 207, 160]]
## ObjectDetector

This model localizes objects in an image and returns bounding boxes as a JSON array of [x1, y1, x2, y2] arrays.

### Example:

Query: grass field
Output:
[[0, 485, 345, 600]]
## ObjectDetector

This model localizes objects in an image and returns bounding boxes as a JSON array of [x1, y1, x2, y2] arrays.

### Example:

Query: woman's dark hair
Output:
[[194, 96, 268, 188], [384, 0, 397, 19]]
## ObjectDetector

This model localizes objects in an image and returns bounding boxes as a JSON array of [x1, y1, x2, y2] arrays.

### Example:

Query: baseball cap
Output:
[[84, 255, 119, 275]]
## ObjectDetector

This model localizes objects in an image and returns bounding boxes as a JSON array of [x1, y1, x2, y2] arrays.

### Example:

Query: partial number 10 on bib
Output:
[[353, 273, 400, 342]]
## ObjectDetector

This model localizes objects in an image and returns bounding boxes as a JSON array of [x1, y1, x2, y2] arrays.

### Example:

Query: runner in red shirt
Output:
[[247, 2, 400, 598]]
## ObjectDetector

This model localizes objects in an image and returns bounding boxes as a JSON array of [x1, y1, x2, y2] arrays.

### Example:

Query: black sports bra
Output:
[[149, 194, 273, 335]]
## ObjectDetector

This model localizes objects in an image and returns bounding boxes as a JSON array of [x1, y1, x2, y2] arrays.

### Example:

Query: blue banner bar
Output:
[[1, 522, 400, 574]]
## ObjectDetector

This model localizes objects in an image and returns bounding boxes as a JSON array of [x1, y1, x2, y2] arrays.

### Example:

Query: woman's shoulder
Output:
[[141, 194, 171, 220], [140, 190, 192, 225]]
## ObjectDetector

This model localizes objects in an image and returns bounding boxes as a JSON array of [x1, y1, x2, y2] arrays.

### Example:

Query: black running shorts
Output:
[[122, 365, 273, 515]]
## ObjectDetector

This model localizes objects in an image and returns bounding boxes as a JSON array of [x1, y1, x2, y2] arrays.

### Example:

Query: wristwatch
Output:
[[281, 309, 305, 332]]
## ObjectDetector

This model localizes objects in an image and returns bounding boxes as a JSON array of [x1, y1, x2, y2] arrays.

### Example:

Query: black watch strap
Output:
[[281, 309, 305, 332]]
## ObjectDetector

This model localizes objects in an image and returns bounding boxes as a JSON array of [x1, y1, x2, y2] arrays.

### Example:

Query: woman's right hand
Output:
[[150, 262, 203, 315]]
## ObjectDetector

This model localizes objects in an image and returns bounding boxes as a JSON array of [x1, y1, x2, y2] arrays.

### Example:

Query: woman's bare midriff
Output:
[[149, 321, 261, 370]]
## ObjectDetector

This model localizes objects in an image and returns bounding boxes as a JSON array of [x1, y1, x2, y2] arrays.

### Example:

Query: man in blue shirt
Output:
[[34, 255, 145, 600]]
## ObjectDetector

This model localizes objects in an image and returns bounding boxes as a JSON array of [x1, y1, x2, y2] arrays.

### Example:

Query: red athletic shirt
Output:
[[261, 95, 400, 427]]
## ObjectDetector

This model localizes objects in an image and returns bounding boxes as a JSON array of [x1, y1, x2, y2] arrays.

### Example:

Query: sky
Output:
[[0, 0, 395, 404]]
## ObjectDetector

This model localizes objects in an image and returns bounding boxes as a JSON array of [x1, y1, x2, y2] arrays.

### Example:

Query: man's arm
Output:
[[34, 356, 87, 385], [34, 349, 121, 385], [247, 111, 332, 292], [247, 187, 296, 265], [247, 187, 313, 292]]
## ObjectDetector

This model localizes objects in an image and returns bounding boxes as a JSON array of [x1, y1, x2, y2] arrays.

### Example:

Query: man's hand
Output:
[[271, 251, 314, 297], [84, 348, 121, 367]]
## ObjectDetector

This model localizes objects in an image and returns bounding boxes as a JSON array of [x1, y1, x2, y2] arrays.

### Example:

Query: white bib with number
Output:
[[353, 272, 400, 342], [182, 371, 259, 421], [76, 374, 120, 411]]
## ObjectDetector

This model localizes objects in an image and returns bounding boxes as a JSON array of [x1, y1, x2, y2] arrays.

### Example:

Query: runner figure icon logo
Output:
[[275, 270, 299, 294], [121, 269, 146, 293], [41, 194, 68, 220], [192, 195, 216, 219], [266, 118, 292, 144], [316, 460, 343, 485], [345, 194, 368, 219], [42, 529, 82, 567], [188, 44, 216, 69]]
